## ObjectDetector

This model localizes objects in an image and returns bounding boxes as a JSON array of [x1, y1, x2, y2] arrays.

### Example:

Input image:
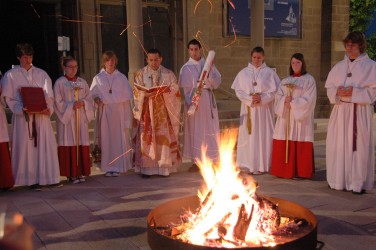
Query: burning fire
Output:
[[175, 129, 281, 247]]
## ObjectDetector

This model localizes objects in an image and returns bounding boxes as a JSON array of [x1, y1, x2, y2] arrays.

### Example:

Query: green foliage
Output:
[[349, 0, 376, 60]]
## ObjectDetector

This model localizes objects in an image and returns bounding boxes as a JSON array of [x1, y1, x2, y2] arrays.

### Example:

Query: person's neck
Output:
[[22, 65, 32, 71], [65, 75, 77, 81], [105, 68, 115, 74]]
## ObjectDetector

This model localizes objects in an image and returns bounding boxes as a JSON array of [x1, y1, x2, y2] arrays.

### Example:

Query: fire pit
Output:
[[147, 195, 317, 250], [147, 130, 317, 249]]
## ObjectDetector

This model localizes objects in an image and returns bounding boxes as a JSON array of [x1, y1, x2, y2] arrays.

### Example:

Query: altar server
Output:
[[90, 51, 133, 177], [231, 47, 280, 175], [271, 53, 316, 179], [325, 31, 376, 194]]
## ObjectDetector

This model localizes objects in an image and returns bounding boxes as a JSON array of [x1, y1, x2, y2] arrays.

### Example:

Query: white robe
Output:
[[90, 69, 133, 173], [273, 73, 316, 142], [231, 62, 280, 172], [1, 65, 60, 186], [325, 53, 376, 192], [54, 76, 94, 146], [179, 57, 222, 162]]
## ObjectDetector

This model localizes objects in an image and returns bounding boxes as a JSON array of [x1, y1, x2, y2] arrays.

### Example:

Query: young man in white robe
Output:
[[231, 47, 280, 175], [90, 51, 133, 177], [325, 31, 376, 194], [1, 43, 61, 190], [54, 56, 94, 183], [179, 39, 222, 169], [132, 48, 181, 177]]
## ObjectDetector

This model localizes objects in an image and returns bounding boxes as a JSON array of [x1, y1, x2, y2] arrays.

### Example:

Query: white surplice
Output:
[[273, 73, 316, 142], [179, 57, 222, 162], [231, 62, 280, 173], [54, 76, 94, 146], [90, 69, 133, 173], [325, 53, 376, 192], [1, 65, 60, 186]]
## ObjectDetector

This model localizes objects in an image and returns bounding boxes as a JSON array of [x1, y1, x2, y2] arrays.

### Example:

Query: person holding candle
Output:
[[325, 31, 376, 194], [231, 46, 280, 175], [270, 53, 316, 179], [179, 39, 222, 169], [54, 56, 94, 184], [90, 51, 133, 177]]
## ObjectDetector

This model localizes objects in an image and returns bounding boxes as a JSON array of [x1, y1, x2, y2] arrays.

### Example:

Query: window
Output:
[[226, 0, 301, 38]]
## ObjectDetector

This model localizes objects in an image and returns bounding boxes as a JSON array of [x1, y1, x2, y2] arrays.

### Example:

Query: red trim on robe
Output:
[[270, 139, 314, 179], [0, 142, 14, 189], [58, 146, 91, 177]]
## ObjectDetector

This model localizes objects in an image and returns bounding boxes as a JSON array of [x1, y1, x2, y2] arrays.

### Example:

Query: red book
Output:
[[20, 87, 48, 113]]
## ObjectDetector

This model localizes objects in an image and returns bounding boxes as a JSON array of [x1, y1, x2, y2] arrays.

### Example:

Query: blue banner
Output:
[[228, 0, 301, 38]]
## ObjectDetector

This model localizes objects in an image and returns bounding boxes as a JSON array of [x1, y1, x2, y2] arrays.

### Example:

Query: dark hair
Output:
[[147, 48, 162, 57], [343, 31, 367, 53], [60, 56, 76, 70], [15, 43, 34, 58], [187, 39, 201, 49], [250, 46, 265, 56], [101, 51, 118, 69], [289, 53, 307, 75]]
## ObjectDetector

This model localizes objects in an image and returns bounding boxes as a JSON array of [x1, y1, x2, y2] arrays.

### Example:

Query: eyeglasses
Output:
[[66, 65, 78, 69]]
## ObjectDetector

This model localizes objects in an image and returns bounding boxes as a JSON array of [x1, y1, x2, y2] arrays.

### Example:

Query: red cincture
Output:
[[292, 73, 301, 77], [65, 75, 77, 82]]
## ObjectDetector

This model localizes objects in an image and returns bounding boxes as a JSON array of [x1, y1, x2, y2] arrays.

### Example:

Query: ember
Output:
[[147, 129, 317, 249]]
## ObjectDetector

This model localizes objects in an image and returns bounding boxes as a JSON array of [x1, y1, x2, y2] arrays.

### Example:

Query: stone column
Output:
[[250, 0, 264, 49], [126, 0, 144, 84]]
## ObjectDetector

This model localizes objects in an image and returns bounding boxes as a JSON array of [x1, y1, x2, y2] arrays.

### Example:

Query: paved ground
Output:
[[1, 138, 375, 250]]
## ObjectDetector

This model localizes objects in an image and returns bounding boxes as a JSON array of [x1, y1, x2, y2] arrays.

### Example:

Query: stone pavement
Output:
[[1, 138, 375, 249]]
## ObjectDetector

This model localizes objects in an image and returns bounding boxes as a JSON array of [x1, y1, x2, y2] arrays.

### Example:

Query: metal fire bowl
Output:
[[147, 195, 317, 250]]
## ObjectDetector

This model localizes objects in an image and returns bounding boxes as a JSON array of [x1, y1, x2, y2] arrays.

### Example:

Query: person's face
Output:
[[146, 53, 162, 70], [291, 57, 302, 74], [345, 42, 361, 59], [18, 55, 33, 70], [188, 44, 201, 61], [251, 52, 264, 68], [64, 60, 78, 78], [104, 57, 117, 73]]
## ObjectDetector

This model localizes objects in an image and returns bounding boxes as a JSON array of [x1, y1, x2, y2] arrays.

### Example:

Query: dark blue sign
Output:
[[228, 0, 301, 38]]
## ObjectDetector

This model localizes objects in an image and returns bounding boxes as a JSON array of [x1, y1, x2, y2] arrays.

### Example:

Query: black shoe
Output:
[[352, 189, 366, 195], [188, 164, 199, 172], [30, 184, 42, 191], [141, 174, 151, 178]]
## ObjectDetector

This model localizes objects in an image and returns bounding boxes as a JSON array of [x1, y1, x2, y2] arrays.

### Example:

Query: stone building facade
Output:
[[0, 0, 351, 117]]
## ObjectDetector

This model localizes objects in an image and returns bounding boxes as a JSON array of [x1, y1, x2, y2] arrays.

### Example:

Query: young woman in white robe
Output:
[[271, 53, 316, 179], [179, 39, 222, 166], [231, 47, 280, 175], [325, 31, 376, 194], [54, 57, 94, 184], [90, 51, 133, 177], [1, 43, 60, 190]]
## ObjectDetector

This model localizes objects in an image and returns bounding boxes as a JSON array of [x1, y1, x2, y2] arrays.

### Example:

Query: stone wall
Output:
[[184, 0, 350, 118]]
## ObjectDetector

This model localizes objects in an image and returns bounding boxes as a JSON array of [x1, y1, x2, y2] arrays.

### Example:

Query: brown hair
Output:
[[289, 53, 307, 75], [15, 43, 34, 58], [250, 46, 265, 56], [60, 56, 76, 71], [343, 31, 367, 53], [101, 51, 118, 69]]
